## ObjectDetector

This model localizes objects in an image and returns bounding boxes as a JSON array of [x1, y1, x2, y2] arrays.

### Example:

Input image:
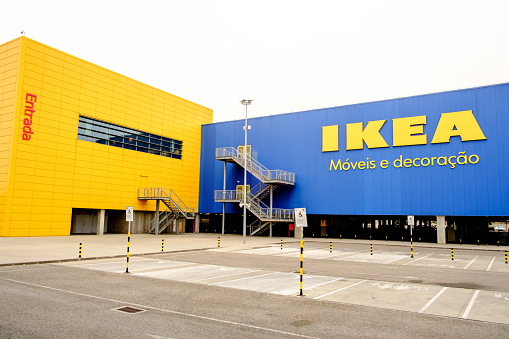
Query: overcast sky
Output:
[[1, 0, 508, 122]]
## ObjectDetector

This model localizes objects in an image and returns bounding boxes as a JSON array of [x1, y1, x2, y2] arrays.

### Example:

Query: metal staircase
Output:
[[215, 147, 295, 235], [138, 187, 195, 234], [215, 147, 295, 185], [148, 208, 176, 234]]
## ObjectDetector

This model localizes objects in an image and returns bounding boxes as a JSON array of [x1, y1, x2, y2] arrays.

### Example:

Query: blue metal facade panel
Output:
[[199, 83, 509, 216]]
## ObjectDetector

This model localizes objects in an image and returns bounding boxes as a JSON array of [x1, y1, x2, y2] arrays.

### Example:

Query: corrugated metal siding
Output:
[[199, 83, 509, 216]]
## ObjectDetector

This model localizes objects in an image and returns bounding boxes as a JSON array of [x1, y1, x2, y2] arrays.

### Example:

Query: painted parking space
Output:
[[213, 271, 342, 295], [134, 264, 260, 283], [235, 247, 300, 256], [237, 246, 367, 260], [312, 278, 440, 313], [63, 256, 509, 325], [469, 291, 509, 323], [334, 251, 409, 264], [408, 253, 498, 271], [229, 244, 509, 272], [59, 258, 194, 273]]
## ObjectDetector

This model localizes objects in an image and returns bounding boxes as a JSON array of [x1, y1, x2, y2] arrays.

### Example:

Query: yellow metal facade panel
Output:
[[0, 37, 22, 236], [0, 37, 213, 237]]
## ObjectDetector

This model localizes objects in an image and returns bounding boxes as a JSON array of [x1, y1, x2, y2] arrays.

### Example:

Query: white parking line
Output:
[[209, 272, 280, 286], [282, 277, 344, 295], [313, 280, 367, 299], [418, 287, 448, 313], [463, 256, 479, 270], [190, 269, 261, 282], [403, 253, 432, 265], [334, 252, 376, 262], [486, 256, 496, 272], [461, 290, 480, 318], [383, 256, 407, 264], [317, 251, 362, 260]]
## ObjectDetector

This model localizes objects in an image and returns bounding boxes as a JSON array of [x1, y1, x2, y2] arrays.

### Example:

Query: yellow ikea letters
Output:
[[346, 120, 389, 150], [322, 125, 339, 152], [322, 110, 486, 152], [392, 115, 427, 147], [431, 111, 487, 144]]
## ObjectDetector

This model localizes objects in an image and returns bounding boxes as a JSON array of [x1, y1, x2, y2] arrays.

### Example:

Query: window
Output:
[[77, 116, 183, 159]]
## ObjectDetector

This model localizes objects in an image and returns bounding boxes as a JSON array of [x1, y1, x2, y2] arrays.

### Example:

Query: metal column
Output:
[[222, 162, 226, 235], [269, 186, 273, 237]]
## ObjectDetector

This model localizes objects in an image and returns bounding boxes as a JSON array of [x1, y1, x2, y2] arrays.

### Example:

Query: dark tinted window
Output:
[[77, 116, 182, 159]]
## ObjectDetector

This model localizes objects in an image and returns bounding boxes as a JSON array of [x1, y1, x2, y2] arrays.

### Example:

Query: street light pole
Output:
[[240, 99, 252, 245]]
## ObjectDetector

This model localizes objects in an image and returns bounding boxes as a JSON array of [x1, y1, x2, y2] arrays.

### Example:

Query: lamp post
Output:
[[240, 99, 252, 244]]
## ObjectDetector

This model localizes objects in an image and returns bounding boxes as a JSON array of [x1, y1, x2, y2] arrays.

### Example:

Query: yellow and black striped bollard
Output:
[[162, 239, 164, 252], [330, 242, 332, 253], [79, 243, 82, 258], [451, 248, 454, 261], [410, 229, 414, 258], [370, 244, 373, 256], [299, 240, 304, 296], [281, 239, 283, 250], [505, 251, 507, 264], [126, 231, 131, 273], [218, 237, 220, 248]]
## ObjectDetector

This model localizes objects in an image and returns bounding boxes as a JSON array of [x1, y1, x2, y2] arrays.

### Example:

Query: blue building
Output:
[[198, 83, 509, 244]]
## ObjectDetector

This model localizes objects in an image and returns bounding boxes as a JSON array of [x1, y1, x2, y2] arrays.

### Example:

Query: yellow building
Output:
[[0, 37, 212, 236]]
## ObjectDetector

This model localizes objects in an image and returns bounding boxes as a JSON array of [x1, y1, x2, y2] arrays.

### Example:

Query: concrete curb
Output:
[[0, 247, 215, 268]]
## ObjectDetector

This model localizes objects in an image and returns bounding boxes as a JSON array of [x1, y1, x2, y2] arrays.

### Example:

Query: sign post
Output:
[[126, 207, 133, 273], [294, 208, 307, 296], [407, 215, 414, 258]]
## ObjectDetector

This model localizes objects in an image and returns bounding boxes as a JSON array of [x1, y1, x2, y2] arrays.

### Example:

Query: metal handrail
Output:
[[215, 147, 295, 184], [214, 189, 294, 222], [138, 187, 195, 218]]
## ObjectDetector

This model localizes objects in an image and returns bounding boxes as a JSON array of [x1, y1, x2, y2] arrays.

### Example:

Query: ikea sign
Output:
[[322, 110, 487, 171]]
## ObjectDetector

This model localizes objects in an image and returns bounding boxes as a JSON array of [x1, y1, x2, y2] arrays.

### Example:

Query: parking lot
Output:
[[58, 242, 509, 325]]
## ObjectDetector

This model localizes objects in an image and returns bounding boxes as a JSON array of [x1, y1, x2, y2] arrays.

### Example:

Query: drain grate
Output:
[[113, 306, 146, 314]]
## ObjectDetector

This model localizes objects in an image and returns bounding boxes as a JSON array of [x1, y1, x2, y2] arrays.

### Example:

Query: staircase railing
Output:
[[138, 187, 195, 218], [215, 147, 295, 185], [214, 189, 294, 222], [148, 208, 176, 234]]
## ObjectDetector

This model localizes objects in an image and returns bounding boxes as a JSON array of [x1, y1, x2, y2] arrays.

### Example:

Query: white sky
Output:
[[1, 0, 508, 122]]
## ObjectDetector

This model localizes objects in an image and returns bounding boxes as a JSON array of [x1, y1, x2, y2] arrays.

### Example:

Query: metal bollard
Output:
[[410, 229, 414, 258], [281, 239, 283, 250], [451, 248, 454, 261], [218, 237, 220, 248], [385, 235, 387, 241], [370, 244, 373, 256], [477, 239, 479, 246], [162, 239, 164, 252], [355, 235, 357, 240], [330, 242, 332, 253], [505, 251, 507, 264], [79, 243, 82, 258], [126, 231, 131, 273]]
